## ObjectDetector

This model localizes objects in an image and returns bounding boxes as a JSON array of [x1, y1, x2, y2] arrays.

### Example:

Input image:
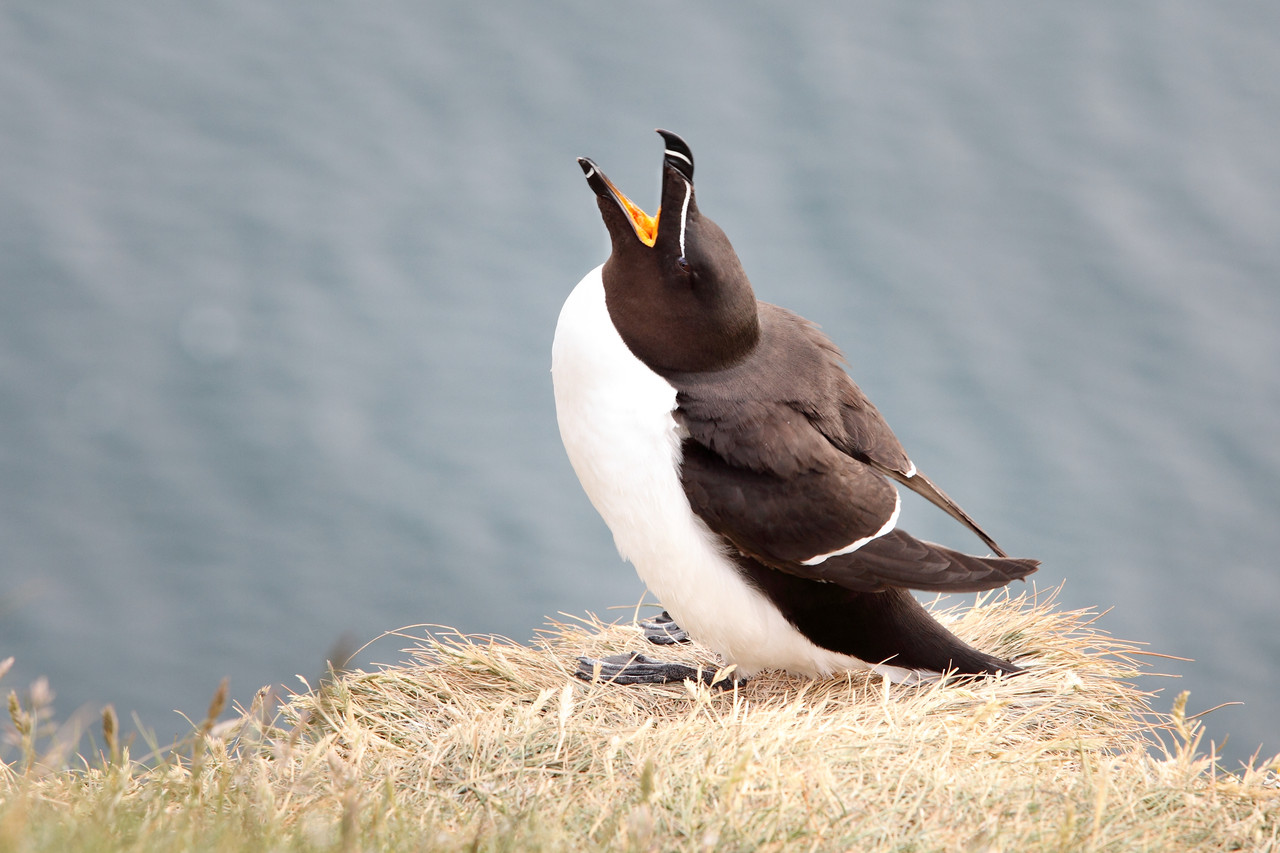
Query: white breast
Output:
[[551, 266, 909, 680]]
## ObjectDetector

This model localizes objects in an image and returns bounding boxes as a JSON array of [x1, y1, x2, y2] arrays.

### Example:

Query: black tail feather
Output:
[[735, 555, 1025, 677]]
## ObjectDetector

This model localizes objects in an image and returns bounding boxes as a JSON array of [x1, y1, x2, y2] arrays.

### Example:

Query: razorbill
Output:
[[552, 130, 1038, 686]]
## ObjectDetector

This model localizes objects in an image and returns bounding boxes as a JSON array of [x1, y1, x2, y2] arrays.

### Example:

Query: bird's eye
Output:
[[676, 256, 692, 273]]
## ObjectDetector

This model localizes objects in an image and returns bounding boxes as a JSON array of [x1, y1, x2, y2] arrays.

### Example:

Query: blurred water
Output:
[[1, 2, 1277, 765]]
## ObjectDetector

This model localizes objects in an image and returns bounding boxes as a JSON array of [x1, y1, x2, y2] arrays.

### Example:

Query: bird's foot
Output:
[[639, 611, 690, 645], [574, 653, 741, 689]]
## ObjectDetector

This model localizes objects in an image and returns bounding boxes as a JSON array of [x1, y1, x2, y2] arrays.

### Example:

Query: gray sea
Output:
[[2, 2, 1278, 766]]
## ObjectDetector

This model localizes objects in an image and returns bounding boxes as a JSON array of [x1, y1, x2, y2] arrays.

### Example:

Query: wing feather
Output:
[[670, 299, 1026, 576]]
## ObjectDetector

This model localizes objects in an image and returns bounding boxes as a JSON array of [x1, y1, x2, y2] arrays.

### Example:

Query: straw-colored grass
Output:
[[2, 590, 1278, 851]]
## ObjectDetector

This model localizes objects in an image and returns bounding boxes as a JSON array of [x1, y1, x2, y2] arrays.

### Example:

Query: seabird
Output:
[[552, 130, 1038, 686]]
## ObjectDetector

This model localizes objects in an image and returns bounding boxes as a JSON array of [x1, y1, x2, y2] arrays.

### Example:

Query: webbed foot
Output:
[[574, 653, 741, 689], [639, 611, 690, 645]]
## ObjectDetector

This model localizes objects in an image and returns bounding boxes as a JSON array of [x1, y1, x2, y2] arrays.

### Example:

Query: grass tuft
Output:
[[2, 589, 1278, 851]]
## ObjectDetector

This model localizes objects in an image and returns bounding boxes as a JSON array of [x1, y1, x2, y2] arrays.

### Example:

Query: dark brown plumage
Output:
[[564, 130, 1039, 682]]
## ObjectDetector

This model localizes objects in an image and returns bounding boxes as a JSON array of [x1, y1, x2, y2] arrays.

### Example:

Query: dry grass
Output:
[[3, 589, 1278, 851]]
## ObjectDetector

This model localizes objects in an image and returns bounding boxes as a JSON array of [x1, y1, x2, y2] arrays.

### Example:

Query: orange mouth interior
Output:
[[602, 175, 659, 247]]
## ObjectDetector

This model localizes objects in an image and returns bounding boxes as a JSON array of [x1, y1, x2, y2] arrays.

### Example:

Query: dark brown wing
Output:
[[775, 304, 1013, 557], [811, 529, 1039, 592], [669, 301, 1020, 569], [678, 432, 900, 569], [679, 435, 1039, 593]]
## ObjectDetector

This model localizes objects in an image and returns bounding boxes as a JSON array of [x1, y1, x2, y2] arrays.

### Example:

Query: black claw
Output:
[[574, 653, 742, 689], [640, 611, 691, 645]]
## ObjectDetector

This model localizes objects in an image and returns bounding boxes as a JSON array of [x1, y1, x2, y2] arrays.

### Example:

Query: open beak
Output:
[[577, 156, 659, 247]]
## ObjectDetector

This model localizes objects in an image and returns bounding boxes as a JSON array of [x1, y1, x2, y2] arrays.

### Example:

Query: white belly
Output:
[[551, 266, 905, 679]]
